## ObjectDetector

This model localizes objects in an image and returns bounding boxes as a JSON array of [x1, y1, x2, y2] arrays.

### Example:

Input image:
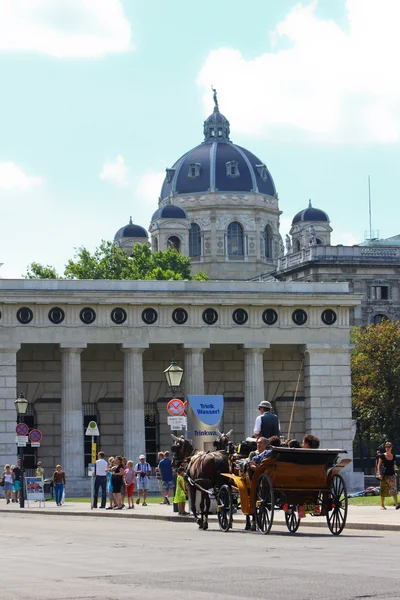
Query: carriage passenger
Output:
[[248, 436, 281, 471], [302, 434, 320, 449]]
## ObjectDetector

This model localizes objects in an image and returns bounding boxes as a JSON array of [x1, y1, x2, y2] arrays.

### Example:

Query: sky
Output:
[[1, 0, 400, 278]]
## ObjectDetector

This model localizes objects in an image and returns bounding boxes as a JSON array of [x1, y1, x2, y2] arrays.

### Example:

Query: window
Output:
[[264, 224, 273, 258], [189, 223, 201, 257], [188, 163, 201, 179], [371, 285, 389, 300], [210, 128, 215, 137], [167, 236, 181, 252], [373, 314, 389, 325], [294, 240, 301, 252], [165, 168, 175, 183], [256, 164, 268, 181], [226, 160, 239, 178], [218, 128, 223, 137], [227, 222, 244, 256]]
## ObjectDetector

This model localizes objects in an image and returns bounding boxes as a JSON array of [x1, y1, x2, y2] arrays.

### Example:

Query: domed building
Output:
[[114, 217, 149, 252], [289, 200, 332, 252], [150, 95, 281, 279]]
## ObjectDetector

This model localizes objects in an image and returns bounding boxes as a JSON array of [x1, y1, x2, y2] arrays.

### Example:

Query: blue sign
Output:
[[188, 395, 224, 426]]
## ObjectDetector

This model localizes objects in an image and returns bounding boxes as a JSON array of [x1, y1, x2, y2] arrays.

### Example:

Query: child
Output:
[[173, 467, 187, 515], [124, 460, 135, 509]]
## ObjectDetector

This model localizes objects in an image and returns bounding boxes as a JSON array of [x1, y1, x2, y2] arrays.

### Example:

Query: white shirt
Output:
[[95, 458, 108, 476]]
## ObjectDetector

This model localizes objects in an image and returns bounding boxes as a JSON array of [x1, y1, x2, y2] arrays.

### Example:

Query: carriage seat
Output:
[[236, 439, 257, 458]]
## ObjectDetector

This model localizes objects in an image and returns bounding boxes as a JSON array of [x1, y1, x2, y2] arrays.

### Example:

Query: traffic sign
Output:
[[85, 421, 100, 436], [31, 442, 41, 448], [183, 401, 187, 416], [167, 398, 184, 416], [29, 429, 43, 443], [168, 416, 187, 430], [17, 440, 27, 447], [16, 423, 28, 436], [15, 436, 28, 443]]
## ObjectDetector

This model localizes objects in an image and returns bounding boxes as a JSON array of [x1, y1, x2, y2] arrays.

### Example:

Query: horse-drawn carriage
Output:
[[217, 446, 350, 536]]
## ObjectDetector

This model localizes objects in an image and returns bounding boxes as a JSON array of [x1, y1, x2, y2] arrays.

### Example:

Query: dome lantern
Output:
[[203, 87, 230, 142]]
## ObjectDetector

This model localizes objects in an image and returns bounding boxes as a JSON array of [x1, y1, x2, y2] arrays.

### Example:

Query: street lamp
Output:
[[15, 392, 29, 509], [163, 359, 184, 395]]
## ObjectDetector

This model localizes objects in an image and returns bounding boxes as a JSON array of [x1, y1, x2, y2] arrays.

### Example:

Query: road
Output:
[[1, 513, 399, 600]]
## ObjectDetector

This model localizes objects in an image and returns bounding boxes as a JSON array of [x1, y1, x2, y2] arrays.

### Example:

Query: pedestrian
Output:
[[159, 451, 174, 505], [52, 464, 66, 507], [173, 466, 187, 515], [124, 460, 135, 509], [93, 451, 108, 509], [135, 454, 151, 506], [377, 441, 399, 510], [121, 457, 127, 507], [2, 464, 14, 504], [112, 456, 124, 509], [155, 451, 165, 503], [35, 461, 45, 482], [12, 459, 22, 503], [106, 456, 115, 510]]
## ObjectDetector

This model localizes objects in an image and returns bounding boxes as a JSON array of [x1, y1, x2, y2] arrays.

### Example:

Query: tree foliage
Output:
[[24, 242, 208, 281], [352, 320, 400, 445]]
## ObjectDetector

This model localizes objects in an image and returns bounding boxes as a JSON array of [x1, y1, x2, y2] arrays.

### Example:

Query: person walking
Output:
[[12, 460, 22, 503], [253, 401, 280, 439], [377, 441, 399, 510], [52, 465, 66, 507], [135, 454, 151, 506], [2, 464, 14, 504], [93, 451, 108, 509], [155, 451, 165, 503], [158, 451, 174, 505], [35, 461, 45, 482]]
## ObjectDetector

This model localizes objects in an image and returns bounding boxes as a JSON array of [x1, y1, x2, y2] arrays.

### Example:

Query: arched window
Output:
[[227, 222, 244, 256], [294, 239, 301, 252], [264, 224, 273, 258], [316, 238, 323, 245], [167, 236, 181, 252], [189, 223, 201, 257], [372, 314, 389, 325], [152, 238, 159, 252]]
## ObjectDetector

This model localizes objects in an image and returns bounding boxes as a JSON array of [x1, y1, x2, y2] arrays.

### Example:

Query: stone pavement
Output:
[[0, 500, 399, 531]]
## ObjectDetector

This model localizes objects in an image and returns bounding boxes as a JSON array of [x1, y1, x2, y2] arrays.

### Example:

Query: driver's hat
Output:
[[258, 400, 272, 409]]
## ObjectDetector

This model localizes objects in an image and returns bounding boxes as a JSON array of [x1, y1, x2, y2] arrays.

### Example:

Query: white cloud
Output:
[[0, 0, 133, 58], [0, 161, 45, 189], [136, 170, 165, 204], [197, 0, 400, 144], [100, 154, 128, 187], [332, 232, 360, 246]]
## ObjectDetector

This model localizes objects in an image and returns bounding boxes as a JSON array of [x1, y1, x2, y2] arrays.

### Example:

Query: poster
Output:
[[187, 395, 224, 452], [25, 477, 45, 501]]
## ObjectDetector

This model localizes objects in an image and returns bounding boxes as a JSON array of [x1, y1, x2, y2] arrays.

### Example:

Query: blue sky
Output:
[[0, 0, 399, 278]]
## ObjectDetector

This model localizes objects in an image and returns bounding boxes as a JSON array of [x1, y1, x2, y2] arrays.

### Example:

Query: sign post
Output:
[[85, 421, 100, 509]]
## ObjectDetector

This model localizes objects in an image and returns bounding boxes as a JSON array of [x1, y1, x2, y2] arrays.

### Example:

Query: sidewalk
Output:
[[1, 502, 399, 532]]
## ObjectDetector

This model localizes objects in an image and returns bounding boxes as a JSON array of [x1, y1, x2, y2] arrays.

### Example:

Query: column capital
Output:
[[183, 345, 209, 353], [302, 343, 353, 354], [243, 344, 269, 352], [121, 346, 147, 354], [0, 343, 21, 352], [60, 344, 86, 354]]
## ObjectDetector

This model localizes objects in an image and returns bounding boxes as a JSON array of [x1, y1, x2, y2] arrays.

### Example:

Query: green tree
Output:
[[352, 320, 400, 446], [25, 242, 208, 281]]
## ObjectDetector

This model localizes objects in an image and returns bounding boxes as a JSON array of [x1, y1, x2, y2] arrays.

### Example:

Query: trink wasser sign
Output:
[[187, 395, 224, 452]]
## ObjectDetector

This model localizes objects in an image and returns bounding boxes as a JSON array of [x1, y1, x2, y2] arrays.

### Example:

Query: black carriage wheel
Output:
[[326, 474, 348, 535], [285, 508, 300, 533], [217, 485, 233, 532], [254, 474, 274, 535]]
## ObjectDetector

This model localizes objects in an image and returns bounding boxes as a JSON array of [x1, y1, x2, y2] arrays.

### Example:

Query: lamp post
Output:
[[15, 392, 29, 509], [163, 359, 184, 396]]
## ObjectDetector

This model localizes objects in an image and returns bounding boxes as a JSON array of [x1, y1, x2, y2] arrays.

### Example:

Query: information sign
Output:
[[25, 477, 45, 502], [85, 421, 100, 436], [15, 436, 28, 443], [167, 416, 187, 429]]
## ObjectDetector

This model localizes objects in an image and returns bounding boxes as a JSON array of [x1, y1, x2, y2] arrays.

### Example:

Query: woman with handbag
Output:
[[377, 442, 399, 510]]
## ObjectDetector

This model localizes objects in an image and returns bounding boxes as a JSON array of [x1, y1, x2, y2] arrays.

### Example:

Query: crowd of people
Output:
[[0, 459, 44, 504]]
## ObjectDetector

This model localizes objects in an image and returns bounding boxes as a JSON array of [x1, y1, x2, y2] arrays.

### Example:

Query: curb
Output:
[[1, 508, 399, 532]]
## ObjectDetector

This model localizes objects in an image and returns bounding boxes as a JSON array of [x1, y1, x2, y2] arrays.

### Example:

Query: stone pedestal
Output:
[[60, 345, 85, 478], [0, 344, 20, 466], [122, 346, 147, 461], [244, 347, 267, 437]]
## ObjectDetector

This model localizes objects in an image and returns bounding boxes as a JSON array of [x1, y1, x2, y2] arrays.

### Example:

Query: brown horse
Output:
[[171, 431, 234, 530]]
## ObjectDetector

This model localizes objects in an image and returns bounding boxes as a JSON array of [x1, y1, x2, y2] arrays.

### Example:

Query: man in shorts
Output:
[[158, 451, 174, 505], [135, 454, 151, 506]]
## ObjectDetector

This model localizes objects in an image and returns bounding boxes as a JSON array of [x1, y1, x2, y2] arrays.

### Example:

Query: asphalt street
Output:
[[1, 513, 399, 600]]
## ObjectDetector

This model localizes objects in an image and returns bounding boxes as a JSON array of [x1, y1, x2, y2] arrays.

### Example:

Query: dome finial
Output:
[[308, 199, 312, 208], [129, 216, 133, 225], [211, 84, 219, 110]]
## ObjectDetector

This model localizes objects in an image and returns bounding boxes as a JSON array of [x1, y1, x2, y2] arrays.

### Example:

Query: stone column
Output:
[[0, 344, 20, 467], [122, 345, 147, 461], [244, 346, 268, 437], [60, 345, 86, 478], [184, 347, 207, 397]]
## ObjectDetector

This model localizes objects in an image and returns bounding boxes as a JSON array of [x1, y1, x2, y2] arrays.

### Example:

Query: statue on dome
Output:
[[285, 234, 292, 255], [309, 225, 317, 246], [211, 85, 219, 109]]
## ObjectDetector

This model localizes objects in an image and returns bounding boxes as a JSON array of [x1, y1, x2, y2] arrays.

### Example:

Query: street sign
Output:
[[31, 442, 41, 448], [85, 421, 100, 436], [17, 440, 27, 447], [29, 429, 43, 443], [167, 416, 187, 429], [16, 423, 28, 436], [15, 436, 28, 443], [167, 398, 184, 416]]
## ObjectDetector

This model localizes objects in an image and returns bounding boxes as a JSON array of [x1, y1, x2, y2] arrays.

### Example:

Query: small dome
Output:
[[151, 204, 188, 221], [292, 200, 329, 225], [114, 217, 148, 241]]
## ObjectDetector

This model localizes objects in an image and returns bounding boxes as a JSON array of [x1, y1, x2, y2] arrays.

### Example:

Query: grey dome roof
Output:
[[292, 201, 329, 225], [151, 204, 188, 221], [160, 104, 276, 200], [114, 218, 148, 240]]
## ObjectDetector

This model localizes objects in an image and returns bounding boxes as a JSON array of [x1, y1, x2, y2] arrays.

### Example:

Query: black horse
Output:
[[171, 430, 234, 530]]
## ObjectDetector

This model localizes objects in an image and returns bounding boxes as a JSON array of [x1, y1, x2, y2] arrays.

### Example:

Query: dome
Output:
[[114, 218, 148, 240], [159, 96, 276, 200], [292, 200, 329, 225], [151, 204, 188, 221]]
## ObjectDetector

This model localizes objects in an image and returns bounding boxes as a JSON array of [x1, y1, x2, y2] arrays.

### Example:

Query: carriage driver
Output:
[[253, 401, 280, 439]]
